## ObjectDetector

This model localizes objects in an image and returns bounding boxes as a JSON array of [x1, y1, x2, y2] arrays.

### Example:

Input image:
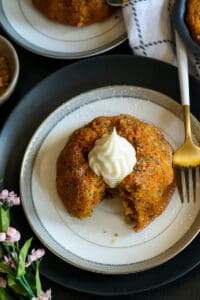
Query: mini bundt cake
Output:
[[32, 0, 116, 27], [56, 114, 175, 232], [186, 0, 200, 45]]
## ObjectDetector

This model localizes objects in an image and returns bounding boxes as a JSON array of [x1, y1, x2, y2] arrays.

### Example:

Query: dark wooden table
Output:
[[0, 27, 200, 300]]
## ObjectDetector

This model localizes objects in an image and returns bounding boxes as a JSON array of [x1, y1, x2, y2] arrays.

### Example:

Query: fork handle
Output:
[[175, 31, 190, 106]]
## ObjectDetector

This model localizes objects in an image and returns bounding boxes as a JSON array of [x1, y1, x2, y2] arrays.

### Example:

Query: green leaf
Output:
[[0, 287, 16, 300], [0, 207, 10, 232], [35, 260, 42, 294], [0, 262, 13, 275], [7, 274, 28, 297], [17, 238, 32, 277], [0, 179, 3, 184]]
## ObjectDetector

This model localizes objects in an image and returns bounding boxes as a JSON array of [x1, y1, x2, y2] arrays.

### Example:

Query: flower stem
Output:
[[18, 276, 35, 298]]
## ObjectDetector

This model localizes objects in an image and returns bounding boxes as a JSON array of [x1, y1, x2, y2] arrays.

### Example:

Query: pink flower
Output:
[[0, 190, 9, 199], [0, 227, 21, 244], [3, 254, 16, 269], [0, 277, 7, 288], [8, 191, 20, 205], [6, 227, 21, 243], [0, 190, 20, 206], [0, 232, 6, 242], [32, 289, 51, 300], [26, 248, 45, 267]]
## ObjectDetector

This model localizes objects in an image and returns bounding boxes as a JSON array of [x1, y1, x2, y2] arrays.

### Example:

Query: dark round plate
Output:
[[0, 55, 200, 296], [173, 0, 200, 55]]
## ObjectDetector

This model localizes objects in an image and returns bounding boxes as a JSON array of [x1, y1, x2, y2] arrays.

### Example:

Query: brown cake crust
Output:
[[186, 0, 200, 44], [32, 0, 116, 27], [56, 114, 175, 231]]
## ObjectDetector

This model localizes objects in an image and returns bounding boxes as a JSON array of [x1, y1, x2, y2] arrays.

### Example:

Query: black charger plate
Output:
[[0, 55, 200, 296]]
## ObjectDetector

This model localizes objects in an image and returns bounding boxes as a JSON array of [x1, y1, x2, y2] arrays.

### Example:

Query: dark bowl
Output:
[[173, 0, 200, 55]]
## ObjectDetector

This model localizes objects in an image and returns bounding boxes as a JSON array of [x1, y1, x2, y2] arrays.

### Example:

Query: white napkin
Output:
[[122, 0, 200, 80]]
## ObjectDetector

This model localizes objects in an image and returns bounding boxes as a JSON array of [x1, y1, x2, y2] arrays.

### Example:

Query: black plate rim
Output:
[[0, 54, 200, 296]]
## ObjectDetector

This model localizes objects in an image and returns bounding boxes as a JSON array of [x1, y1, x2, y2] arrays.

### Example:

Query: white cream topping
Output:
[[88, 127, 137, 188]]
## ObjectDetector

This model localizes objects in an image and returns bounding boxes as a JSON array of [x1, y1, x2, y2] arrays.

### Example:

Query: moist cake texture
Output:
[[56, 114, 175, 231]]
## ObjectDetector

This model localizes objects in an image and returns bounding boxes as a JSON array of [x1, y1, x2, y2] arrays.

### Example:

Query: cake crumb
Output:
[[111, 239, 117, 243], [111, 232, 119, 243]]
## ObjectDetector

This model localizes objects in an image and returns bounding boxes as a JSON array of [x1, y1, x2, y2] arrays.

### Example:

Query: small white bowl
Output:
[[0, 35, 20, 105]]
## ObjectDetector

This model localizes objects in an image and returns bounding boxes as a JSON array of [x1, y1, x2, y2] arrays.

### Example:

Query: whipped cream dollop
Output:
[[88, 127, 137, 188]]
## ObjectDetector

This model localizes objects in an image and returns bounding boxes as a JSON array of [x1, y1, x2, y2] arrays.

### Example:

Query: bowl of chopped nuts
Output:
[[0, 35, 19, 105]]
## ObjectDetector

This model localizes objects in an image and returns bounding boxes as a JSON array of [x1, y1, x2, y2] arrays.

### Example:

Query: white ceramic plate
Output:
[[20, 86, 200, 274], [0, 0, 127, 59]]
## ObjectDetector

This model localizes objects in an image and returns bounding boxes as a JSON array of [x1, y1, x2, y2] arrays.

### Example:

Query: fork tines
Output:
[[174, 166, 200, 203]]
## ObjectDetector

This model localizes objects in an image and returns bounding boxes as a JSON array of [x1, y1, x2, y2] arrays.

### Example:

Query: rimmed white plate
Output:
[[0, 0, 127, 59], [20, 86, 200, 274]]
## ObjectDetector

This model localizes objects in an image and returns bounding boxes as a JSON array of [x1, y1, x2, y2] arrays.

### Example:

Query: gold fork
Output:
[[173, 31, 200, 203]]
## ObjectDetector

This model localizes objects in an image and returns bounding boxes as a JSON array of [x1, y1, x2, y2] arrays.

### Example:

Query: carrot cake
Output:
[[56, 114, 175, 232], [32, 0, 116, 27]]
